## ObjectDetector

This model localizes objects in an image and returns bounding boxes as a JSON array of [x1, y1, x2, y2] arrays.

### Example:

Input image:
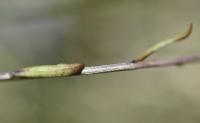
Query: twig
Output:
[[133, 24, 192, 62], [0, 24, 197, 81], [82, 54, 200, 74], [0, 54, 200, 81]]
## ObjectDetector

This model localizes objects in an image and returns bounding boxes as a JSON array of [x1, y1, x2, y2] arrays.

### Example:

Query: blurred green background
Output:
[[0, 0, 200, 123]]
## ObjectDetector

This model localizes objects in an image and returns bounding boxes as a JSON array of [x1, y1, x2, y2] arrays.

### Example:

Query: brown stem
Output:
[[1, 54, 200, 81]]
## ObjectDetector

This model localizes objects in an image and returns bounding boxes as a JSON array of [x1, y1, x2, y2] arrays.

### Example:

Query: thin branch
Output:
[[133, 23, 193, 62], [81, 54, 200, 74], [0, 54, 200, 81], [0, 24, 197, 81]]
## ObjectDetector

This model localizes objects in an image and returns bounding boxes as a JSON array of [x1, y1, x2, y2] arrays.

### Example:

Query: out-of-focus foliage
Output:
[[0, 0, 200, 123]]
